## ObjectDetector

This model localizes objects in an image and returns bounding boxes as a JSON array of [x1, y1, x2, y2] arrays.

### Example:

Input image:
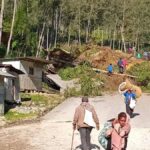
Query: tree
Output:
[[0, 0, 5, 45], [1, 0, 150, 57], [6, 0, 17, 56]]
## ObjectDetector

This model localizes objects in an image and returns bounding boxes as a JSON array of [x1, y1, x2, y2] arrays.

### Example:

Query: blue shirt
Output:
[[107, 65, 113, 73], [118, 60, 123, 67], [124, 92, 136, 104]]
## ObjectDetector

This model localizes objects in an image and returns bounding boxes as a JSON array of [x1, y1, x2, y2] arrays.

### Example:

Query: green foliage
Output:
[[31, 94, 49, 106], [64, 87, 81, 98], [58, 64, 91, 80], [5, 111, 36, 122], [4, 93, 64, 123], [59, 64, 103, 96], [80, 75, 102, 96], [128, 62, 150, 89], [91, 28, 108, 43], [0, 45, 6, 58], [2, 0, 150, 56], [21, 93, 64, 108]]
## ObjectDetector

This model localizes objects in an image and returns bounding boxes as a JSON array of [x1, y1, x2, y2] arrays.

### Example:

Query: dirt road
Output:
[[0, 93, 150, 150]]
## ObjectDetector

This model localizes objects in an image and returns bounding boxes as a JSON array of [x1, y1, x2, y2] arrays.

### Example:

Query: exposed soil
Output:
[[78, 45, 143, 70], [77, 44, 144, 92]]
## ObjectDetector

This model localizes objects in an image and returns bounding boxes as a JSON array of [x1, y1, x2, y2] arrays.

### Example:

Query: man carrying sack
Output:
[[72, 96, 99, 150], [118, 79, 142, 118], [123, 89, 136, 118]]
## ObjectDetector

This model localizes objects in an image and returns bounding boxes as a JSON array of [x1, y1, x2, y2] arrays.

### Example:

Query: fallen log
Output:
[[92, 68, 137, 78]]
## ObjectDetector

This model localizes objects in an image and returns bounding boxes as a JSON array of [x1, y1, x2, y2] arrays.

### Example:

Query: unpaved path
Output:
[[0, 93, 150, 150]]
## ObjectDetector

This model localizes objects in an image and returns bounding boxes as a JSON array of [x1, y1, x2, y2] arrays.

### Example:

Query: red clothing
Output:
[[122, 59, 127, 68]]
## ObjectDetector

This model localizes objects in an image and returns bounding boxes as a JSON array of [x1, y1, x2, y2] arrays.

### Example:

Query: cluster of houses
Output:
[[0, 48, 75, 116], [0, 57, 51, 115]]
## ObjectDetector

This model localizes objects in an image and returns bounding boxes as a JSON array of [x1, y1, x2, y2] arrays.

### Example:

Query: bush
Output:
[[128, 62, 150, 89], [60, 64, 103, 97], [80, 75, 102, 96], [58, 64, 92, 80], [64, 87, 80, 98]]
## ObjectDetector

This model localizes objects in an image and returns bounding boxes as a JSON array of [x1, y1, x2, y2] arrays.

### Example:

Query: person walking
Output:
[[117, 58, 124, 74], [73, 96, 99, 150], [123, 89, 136, 118], [107, 64, 113, 76], [122, 58, 127, 73], [106, 112, 131, 150]]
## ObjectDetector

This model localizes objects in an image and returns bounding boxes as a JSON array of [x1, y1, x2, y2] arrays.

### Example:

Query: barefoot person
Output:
[[73, 96, 99, 150]]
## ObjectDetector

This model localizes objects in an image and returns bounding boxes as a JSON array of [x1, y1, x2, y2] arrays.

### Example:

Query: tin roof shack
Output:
[[1, 57, 50, 91], [0, 64, 24, 103], [0, 66, 22, 115]]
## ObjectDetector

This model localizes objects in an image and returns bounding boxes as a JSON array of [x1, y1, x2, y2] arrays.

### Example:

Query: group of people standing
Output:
[[107, 58, 127, 75], [72, 94, 135, 150]]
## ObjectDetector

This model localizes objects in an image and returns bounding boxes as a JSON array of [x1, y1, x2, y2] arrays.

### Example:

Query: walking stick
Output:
[[71, 129, 75, 150]]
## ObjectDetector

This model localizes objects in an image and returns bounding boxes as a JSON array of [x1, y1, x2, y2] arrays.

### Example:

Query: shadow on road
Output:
[[132, 113, 140, 118], [75, 144, 100, 150]]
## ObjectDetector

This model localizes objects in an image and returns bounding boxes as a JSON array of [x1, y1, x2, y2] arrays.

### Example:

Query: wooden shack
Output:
[[1, 57, 50, 91], [0, 64, 24, 103], [0, 69, 19, 115]]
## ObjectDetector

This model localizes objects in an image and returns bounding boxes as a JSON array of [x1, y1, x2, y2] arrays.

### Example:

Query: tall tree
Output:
[[0, 0, 4, 45], [6, 0, 17, 56]]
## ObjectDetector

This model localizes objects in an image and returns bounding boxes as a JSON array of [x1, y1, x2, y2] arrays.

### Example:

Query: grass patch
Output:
[[21, 93, 64, 108], [5, 111, 36, 122], [4, 93, 64, 123]]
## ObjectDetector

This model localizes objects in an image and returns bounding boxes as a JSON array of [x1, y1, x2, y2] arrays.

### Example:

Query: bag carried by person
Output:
[[98, 121, 112, 149], [84, 109, 96, 127], [129, 97, 136, 109]]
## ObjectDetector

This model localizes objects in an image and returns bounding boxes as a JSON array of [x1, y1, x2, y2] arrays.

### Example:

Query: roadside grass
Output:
[[21, 93, 64, 107], [5, 111, 37, 122], [4, 93, 64, 123]]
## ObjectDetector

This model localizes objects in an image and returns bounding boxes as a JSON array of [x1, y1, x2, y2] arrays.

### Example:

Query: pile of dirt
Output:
[[77, 44, 144, 92], [103, 74, 125, 91], [78, 45, 142, 70]]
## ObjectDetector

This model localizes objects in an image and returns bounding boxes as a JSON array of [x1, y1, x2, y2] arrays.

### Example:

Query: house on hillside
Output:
[[0, 65, 24, 115], [1, 57, 51, 91]]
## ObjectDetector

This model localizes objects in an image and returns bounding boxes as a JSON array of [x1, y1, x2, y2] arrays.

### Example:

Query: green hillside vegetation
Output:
[[128, 62, 150, 91], [59, 63, 104, 97], [1, 0, 150, 57]]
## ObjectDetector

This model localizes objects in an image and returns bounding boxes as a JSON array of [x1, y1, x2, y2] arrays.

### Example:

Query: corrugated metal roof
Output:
[[0, 64, 24, 74], [0, 71, 16, 78], [0, 57, 51, 64]]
